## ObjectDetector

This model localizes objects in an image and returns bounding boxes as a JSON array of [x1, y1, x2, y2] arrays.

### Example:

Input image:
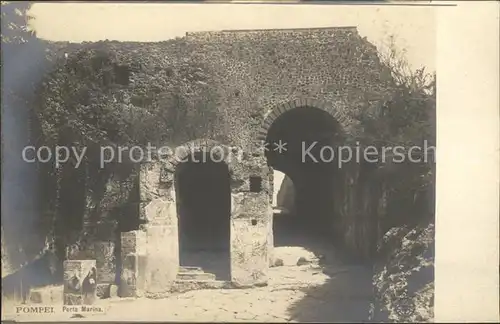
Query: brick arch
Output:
[[256, 98, 351, 142], [165, 138, 237, 174]]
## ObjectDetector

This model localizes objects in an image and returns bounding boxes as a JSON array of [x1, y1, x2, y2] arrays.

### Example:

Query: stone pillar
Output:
[[93, 241, 116, 284], [230, 157, 271, 287], [267, 207, 274, 267], [139, 161, 179, 297], [143, 219, 178, 296], [268, 168, 275, 267], [231, 192, 271, 287], [271, 170, 284, 207], [63, 260, 97, 305], [119, 231, 146, 297], [93, 241, 116, 299]]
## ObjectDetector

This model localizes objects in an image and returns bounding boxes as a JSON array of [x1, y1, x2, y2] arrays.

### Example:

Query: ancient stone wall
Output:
[[13, 27, 400, 292], [184, 28, 395, 148]]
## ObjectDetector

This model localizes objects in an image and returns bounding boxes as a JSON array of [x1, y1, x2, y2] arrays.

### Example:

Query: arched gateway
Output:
[[123, 139, 272, 296], [126, 95, 363, 297]]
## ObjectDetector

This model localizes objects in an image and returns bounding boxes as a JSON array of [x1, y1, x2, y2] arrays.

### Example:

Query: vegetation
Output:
[[1, 1, 36, 50], [37, 45, 221, 150], [364, 35, 435, 323], [358, 35, 436, 232], [360, 34, 436, 148]]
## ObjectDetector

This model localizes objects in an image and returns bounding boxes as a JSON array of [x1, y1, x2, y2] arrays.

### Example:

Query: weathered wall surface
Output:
[[185, 28, 395, 147]]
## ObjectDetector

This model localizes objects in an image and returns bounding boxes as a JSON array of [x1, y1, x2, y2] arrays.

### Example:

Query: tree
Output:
[[359, 34, 436, 148], [358, 34, 436, 230], [1, 1, 36, 60]]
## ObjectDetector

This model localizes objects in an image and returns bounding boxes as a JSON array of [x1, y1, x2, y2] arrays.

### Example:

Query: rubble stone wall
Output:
[[3, 27, 398, 293]]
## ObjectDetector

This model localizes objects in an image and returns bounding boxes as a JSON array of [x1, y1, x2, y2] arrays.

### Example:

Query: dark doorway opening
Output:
[[174, 151, 231, 281], [266, 107, 340, 249]]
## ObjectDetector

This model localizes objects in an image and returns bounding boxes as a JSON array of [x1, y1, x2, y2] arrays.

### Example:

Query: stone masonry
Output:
[[37, 27, 397, 298]]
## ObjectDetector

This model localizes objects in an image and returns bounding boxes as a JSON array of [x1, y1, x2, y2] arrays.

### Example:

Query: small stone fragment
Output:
[[273, 258, 284, 267], [29, 291, 43, 304], [109, 284, 119, 298], [296, 257, 310, 266], [96, 283, 111, 299]]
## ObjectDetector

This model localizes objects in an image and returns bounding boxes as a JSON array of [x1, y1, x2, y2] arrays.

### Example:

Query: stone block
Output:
[[93, 241, 116, 284], [141, 198, 177, 225], [29, 285, 63, 304], [119, 253, 147, 298], [267, 212, 274, 267], [231, 192, 271, 220], [230, 216, 269, 287], [121, 230, 147, 256], [96, 283, 111, 299], [230, 192, 272, 285], [144, 224, 179, 294], [109, 284, 119, 298], [120, 230, 148, 297], [63, 260, 97, 305]]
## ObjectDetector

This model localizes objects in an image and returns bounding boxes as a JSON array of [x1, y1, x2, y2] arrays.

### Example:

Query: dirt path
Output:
[[3, 246, 375, 323]]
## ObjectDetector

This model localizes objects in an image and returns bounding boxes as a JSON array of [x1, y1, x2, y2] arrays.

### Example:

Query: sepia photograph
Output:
[[0, 1, 497, 323]]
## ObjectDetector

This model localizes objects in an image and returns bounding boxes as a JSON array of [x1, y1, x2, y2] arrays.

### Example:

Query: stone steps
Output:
[[177, 265, 219, 282], [170, 279, 233, 293], [178, 266, 204, 273], [176, 271, 216, 281], [174, 264, 228, 293]]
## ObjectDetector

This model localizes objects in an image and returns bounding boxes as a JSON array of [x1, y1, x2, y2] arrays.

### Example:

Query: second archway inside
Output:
[[266, 106, 341, 249]]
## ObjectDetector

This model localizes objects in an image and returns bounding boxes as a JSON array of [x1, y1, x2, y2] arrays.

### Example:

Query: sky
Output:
[[28, 3, 435, 72]]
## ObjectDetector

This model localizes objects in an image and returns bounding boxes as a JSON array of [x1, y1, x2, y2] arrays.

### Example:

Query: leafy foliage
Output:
[[36, 43, 222, 152], [361, 35, 436, 231], [359, 35, 436, 148], [1, 1, 35, 45], [32, 42, 224, 261]]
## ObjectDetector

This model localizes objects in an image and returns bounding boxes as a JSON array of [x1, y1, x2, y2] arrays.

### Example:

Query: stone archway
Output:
[[256, 98, 383, 262], [134, 139, 273, 292], [165, 139, 272, 286], [256, 98, 352, 143], [259, 98, 346, 256]]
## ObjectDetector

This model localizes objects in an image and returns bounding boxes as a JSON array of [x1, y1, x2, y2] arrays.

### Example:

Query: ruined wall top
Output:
[[38, 27, 397, 149], [185, 26, 359, 41]]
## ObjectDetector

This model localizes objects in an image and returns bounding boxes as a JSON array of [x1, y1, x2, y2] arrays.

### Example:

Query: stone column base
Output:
[[63, 260, 97, 305]]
